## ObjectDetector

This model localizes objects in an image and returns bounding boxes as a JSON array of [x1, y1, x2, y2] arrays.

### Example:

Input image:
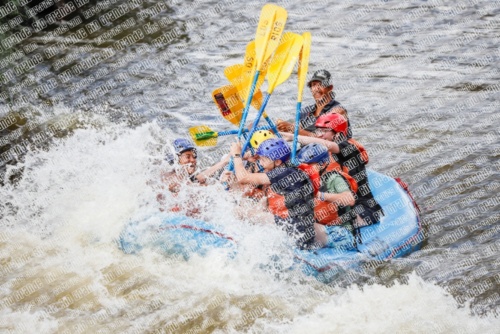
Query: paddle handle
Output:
[[237, 70, 260, 138], [240, 93, 272, 158], [218, 126, 271, 137], [291, 101, 302, 165]]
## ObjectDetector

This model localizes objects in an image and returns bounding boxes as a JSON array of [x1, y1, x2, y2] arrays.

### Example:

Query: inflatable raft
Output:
[[119, 169, 422, 282]]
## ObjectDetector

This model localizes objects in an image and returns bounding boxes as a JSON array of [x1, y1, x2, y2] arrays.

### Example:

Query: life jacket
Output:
[[316, 170, 357, 225], [297, 160, 358, 226], [324, 154, 358, 193], [265, 164, 314, 219], [347, 138, 369, 164], [243, 185, 266, 200], [265, 185, 288, 219]]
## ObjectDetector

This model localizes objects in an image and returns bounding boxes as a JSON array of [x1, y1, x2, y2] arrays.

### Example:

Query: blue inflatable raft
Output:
[[119, 169, 423, 282], [294, 169, 423, 282]]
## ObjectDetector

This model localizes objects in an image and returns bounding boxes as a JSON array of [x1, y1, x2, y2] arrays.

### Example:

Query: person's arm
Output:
[[195, 154, 230, 183], [316, 174, 355, 206], [279, 132, 340, 154], [230, 141, 271, 185], [316, 190, 355, 207], [276, 120, 316, 136], [298, 129, 316, 137]]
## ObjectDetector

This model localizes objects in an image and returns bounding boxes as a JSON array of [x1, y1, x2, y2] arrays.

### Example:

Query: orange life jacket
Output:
[[324, 154, 358, 193], [265, 162, 358, 226], [265, 164, 313, 219], [300, 158, 358, 226], [265, 185, 289, 219], [348, 138, 369, 164]]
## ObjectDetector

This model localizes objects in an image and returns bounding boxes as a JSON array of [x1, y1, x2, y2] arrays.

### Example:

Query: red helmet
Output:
[[315, 113, 348, 136]]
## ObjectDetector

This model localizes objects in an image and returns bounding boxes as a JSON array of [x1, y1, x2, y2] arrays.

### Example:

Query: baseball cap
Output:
[[307, 70, 332, 87]]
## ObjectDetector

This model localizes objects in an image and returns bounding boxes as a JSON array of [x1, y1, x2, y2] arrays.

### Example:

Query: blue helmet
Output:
[[256, 138, 291, 162], [166, 138, 197, 165], [297, 143, 330, 164], [173, 138, 196, 156]]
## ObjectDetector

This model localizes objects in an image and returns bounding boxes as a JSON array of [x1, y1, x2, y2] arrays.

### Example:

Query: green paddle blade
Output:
[[195, 131, 216, 140], [189, 125, 218, 147]]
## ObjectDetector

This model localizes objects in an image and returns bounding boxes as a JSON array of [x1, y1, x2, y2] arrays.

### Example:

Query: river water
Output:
[[0, 0, 499, 333]]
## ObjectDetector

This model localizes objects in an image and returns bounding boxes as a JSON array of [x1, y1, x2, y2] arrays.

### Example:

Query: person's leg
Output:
[[314, 223, 328, 247]]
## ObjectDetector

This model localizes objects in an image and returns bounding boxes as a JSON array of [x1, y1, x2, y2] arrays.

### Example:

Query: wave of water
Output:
[[1, 0, 499, 332], [0, 118, 498, 332]]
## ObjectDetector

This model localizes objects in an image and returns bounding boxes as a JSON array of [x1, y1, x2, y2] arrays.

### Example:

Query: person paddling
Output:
[[229, 138, 318, 250], [297, 143, 358, 250], [281, 113, 383, 231], [277, 69, 352, 138]]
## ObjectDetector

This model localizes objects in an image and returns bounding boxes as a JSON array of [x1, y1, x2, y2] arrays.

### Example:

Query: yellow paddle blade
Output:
[[266, 31, 304, 94], [212, 85, 243, 126], [243, 40, 271, 78], [224, 64, 264, 109], [297, 32, 311, 103], [224, 64, 260, 100], [254, 4, 287, 71], [243, 41, 256, 72], [251, 90, 264, 111], [188, 125, 218, 147]]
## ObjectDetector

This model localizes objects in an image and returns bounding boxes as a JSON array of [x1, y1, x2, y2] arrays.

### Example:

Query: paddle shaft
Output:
[[262, 112, 281, 138], [291, 32, 311, 165], [226, 124, 267, 175], [218, 125, 270, 137], [240, 92, 277, 157], [290, 101, 302, 164], [236, 71, 260, 139], [224, 130, 264, 190]]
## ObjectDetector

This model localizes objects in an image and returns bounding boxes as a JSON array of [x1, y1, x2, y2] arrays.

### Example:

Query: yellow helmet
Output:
[[250, 130, 275, 149]]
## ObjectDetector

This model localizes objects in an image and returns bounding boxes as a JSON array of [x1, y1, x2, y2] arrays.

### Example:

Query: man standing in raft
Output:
[[276, 69, 353, 138]]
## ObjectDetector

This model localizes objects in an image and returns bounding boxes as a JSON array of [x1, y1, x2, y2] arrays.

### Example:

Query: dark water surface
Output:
[[0, 0, 499, 332]]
